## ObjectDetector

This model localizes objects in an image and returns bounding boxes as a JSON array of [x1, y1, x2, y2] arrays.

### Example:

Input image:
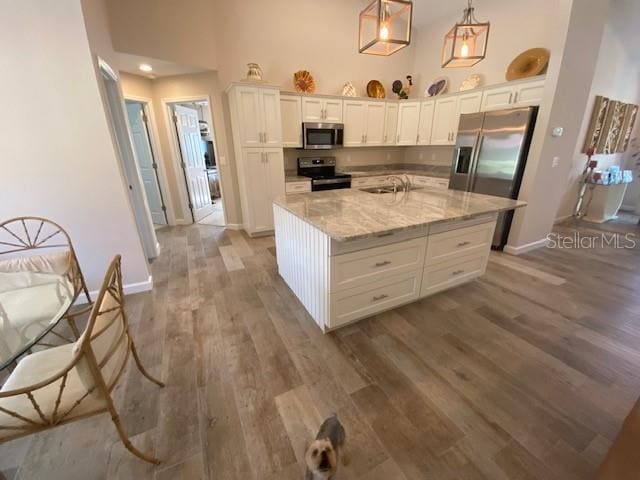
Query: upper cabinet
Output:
[[232, 86, 282, 148], [431, 97, 458, 145], [481, 78, 545, 111], [384, 103, 398, 145], [417, 100, 435, 145], [302, 97, 343, 122], [396, 102, 420, 145], [343, 100, 386, 147], [280, 94, 302, 148]]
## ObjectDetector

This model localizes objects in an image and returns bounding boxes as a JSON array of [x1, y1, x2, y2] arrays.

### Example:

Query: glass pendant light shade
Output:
[[441, 0, 489, 68], [359, 0, 413, 56]]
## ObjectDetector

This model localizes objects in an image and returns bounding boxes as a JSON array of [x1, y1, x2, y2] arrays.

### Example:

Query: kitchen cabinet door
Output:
[[453, 91, 482, 143], [481, 85, 515, 112], [417, 100, 435, 145], [323, 99, 343, 122], [396, 102, 420, 145], [514, 79, 545, 106], [302, 97, 324, 122], [365, 102, 386, 145], [265, 148, 285, 202], [234, 86, 263, 147], [384, 103, 398, 145], [343, 100, 367, 146], [431, 97, 458, 145], [242, 149, 272, 232], [280, 95, 302, 148], [260, 89, 282, 147]]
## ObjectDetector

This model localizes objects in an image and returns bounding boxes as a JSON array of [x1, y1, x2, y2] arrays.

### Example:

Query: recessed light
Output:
[[139, 63, 153, 73]]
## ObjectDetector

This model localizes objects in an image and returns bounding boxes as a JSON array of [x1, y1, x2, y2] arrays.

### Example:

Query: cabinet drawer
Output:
[[330, 237, 426, 292], [330, 270, 421, 328], [330, 225, 428, 256], [412, 176, 450, 189], [421, 252, 488, 298], [285, 181, 311, 194], [426, 221, 494, 263], [351, 176, 388, 188]]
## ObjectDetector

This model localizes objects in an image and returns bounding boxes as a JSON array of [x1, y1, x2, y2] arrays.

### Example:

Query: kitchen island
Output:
[[273, 188, 526, 332]]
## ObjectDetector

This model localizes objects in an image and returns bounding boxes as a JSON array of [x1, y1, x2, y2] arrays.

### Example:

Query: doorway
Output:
[[165, 98, 226, 226], [125, 100, 168, 226], [97, 59, 159, 259]]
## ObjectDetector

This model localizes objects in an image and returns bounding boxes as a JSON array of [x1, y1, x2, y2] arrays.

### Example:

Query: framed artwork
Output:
[[583, 95, 609, 153], [616, 104, 638, 153], [598, 101, 626, 154]]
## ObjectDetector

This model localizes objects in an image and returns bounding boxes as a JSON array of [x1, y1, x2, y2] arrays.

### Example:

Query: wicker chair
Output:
[[0, 255, 164, 463], [0, 217, 92, 341]]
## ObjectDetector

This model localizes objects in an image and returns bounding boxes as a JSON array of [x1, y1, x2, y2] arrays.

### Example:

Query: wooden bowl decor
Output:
[[293, 70, 316, 93], [366, 80, 385, 99], [506, 48, 550, 81]]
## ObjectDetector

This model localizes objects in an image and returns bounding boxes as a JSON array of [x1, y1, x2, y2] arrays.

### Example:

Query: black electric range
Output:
[[297, 157, 351, 191]]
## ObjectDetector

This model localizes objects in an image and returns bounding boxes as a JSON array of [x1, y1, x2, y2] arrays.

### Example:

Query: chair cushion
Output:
[[0, 251, 71, 276], [0, 344, 105, 437]]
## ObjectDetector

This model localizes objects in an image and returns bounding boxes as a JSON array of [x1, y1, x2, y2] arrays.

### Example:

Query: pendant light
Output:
[[441, 0, 490, 68], [359, 0, 413, 56]]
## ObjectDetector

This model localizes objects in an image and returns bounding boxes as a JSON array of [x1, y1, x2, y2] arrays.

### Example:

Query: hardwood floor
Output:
[[2, 220, 639, 479]]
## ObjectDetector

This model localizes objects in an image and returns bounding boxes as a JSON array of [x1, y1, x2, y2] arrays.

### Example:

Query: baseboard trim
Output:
[[620, 204, 636, 212], [225, 223, 243, 230], [554, 214, 572, 224], [503, 238, 548, 256], [78, 275, 154, 304]]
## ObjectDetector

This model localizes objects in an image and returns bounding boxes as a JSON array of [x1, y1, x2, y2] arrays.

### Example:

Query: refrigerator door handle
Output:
[[467, 134, 485, 192]]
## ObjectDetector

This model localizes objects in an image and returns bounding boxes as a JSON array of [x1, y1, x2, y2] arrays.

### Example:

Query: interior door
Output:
[[126, 102, 167, 225], [343, 101, 366, 146], [365, 102, 386, 145], [174, 104, 214, 221]]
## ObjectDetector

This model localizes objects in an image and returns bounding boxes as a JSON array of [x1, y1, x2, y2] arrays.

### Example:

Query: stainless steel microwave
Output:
[[302, 122, 344, 150]]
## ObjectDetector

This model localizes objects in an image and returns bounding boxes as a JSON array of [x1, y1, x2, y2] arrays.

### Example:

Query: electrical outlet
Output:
[[552, 156, 560, 168]]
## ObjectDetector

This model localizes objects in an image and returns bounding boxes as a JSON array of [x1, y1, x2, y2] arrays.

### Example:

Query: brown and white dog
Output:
[[304, 414, 346, 480]]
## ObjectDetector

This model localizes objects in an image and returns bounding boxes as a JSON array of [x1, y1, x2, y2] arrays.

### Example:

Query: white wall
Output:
[[0, 0, 151, 290], [556, 0, 640, 218], [411, 0, 559, 97]]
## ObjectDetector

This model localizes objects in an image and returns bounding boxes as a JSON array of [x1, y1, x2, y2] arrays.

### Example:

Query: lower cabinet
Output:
[[420, 252, 489, 298]]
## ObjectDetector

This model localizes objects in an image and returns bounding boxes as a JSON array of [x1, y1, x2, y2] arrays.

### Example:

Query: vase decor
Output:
[[245, 63, 263, 81]]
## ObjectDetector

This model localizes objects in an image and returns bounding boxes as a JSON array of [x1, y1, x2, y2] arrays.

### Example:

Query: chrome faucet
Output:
[[386, 174, 411, 193]]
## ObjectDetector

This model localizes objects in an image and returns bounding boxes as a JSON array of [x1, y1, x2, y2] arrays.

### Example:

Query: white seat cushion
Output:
[[0, 344, 105, 436]]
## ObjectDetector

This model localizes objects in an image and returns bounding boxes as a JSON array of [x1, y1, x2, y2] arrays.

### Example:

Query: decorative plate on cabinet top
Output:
[[459, 74, 483, 91], [366, 80, 385, 98], [426, 76, 448, 97], [506, 48, 550, 81], [293, 70, 316, 93]]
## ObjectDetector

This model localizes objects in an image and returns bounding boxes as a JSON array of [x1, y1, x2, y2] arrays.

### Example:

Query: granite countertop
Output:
[[274, 188, 526, 242]]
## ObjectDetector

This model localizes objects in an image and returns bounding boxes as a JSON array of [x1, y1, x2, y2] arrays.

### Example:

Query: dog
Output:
[[304, 414, 346, 480]]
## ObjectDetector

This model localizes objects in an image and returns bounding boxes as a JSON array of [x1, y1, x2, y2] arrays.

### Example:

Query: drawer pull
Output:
[[457, 241, 471, 247], [452, 269, 465, 276], [374, 260, 392, 268], [372, 294, 389, 302], [376, 232, 394, 238]]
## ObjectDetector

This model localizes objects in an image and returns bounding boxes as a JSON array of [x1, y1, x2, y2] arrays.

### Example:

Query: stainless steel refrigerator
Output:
[[449, 106, 538, 250]]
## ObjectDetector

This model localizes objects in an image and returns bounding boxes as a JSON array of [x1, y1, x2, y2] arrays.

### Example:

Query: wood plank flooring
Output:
[[1, 219, 639, 479]]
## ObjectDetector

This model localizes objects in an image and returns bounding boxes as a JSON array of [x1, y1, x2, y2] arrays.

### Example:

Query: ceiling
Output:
[[112, 52, 208, 79]]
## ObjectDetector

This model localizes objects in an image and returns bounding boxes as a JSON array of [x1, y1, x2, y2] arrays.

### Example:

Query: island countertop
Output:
[[273, 188, 526, 242]]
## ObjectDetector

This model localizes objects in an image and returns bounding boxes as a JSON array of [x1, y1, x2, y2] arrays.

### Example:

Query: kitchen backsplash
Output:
[[283, 145, 454, 171]]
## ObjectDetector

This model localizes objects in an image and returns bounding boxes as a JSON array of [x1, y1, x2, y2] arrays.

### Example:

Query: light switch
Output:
[[552, 156, 560, 167]]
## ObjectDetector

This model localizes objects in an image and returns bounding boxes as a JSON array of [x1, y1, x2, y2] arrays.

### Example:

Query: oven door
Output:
[[303, 123, 344, 150], [312, 178, 351, 191]]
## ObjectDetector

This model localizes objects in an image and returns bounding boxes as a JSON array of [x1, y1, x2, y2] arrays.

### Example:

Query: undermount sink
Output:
[[360, 185, 425, 194]]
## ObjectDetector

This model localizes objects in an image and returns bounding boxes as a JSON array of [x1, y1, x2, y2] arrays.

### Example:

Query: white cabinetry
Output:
[[343, 100, 386, 147], [481, 78, 545, 111], [280, 95, 302, 148], [431, 97, 458, 145], [396, 101, 420, 145], [302, 97, 343, 122], [417, 100, 435, 145], [384, 103, 398, 145], [227, 84, 285, 235]]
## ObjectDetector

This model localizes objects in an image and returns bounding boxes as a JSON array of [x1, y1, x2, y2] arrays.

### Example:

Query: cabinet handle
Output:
[[372, 294, 389, 302], [417, 133, 420, 143], [508, 92, 513, 104], [364, 133, 367, 143], [384, 134, 387, 143], [396, 134, 400, 143], [376, 232, 394, 238], [452, 269, 465, 276], [513, 92, 518, 103], [263, 132, 268, 143], [457, 241, 470, 247], [374, 260, 392, 268]]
